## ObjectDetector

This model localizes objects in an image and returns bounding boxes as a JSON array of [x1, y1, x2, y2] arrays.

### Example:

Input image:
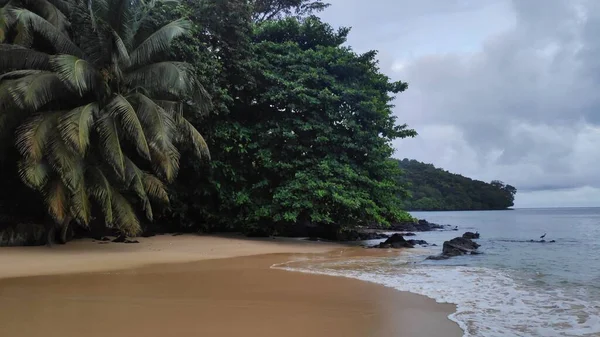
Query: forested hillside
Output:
[[0, 0, 418, 245], [397, 159, 517, 211]]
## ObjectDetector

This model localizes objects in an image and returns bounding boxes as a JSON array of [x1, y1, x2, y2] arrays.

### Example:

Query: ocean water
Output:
[[274, 208, 600, 337]]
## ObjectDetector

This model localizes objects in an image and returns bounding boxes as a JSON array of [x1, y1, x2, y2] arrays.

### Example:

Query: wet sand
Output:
[[0, 235, 462, 337]]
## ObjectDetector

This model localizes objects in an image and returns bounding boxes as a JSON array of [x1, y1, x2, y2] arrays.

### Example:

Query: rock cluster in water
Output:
[[369, 233, 429, 249], [427, 233, 481, 260]]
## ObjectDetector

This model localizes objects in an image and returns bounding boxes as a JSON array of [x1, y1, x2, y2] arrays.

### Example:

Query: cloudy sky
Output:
[[320, 0, 600, 208]]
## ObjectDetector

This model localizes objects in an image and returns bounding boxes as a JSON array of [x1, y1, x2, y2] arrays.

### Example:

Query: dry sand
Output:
[[0, 234, 462, 337]]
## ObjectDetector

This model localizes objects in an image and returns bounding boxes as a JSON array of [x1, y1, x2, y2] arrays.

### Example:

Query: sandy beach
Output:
[[0, 235, 462, 337]]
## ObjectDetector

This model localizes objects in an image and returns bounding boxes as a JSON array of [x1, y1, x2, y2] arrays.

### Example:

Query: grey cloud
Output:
[[320, 0, 600, 206]]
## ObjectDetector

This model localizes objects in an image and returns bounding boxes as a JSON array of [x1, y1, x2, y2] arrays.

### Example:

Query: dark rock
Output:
[[407, 239, 428, 246], [442, 237, 480, 256], [100, 236, 110, 241], [141, 232, 156, 238], [462, 232, 480, 239], [428, 236, 481, 259], [426, 255, 449, 260], [431, 243, 438, 246], [372, 234, 414, 249], [112, 235, 126, 243], [403, 232, 416, 236], [550, 240, 556, 243], [124, 239, 139, 244]]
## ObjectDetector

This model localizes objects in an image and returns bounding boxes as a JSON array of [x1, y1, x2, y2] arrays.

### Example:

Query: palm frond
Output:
[[110, 186, 141, 236], [104, 94, 151, 160], [0, 5, 15, 43], [125, 61, 197, 99], [105, 0, 136, 48], [178, 117, 211, 160], [70, 175, 91, 226], [48, 132, 84, 191], [58, 103, 97, 155], [22, 0, 70, 34], [9, 7, 84, 57], [45, 178, 69, 224], [18, 159, 50, 190], [124, 156, 152, 220], [0, 70, 45, 80], [86, 166, 113, 225], [96, 114, 125, 178], [150, 143, 179, 182], [142, 172, 169, 204], [15, 112, 57, 161], [8, 73, 68, 110], [0, 45, 51, 71], [128, 93, 179, 166], [129, 18, 190, 68], [50, 55, 100, 96]]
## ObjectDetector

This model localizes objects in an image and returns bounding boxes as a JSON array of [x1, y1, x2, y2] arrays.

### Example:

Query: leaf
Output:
[[8, 73, 67, 110], [179, 117, 211, 160], [125, 61, 196, 99], [45, 179, 69, 224], [124, 157, 153, 221], [129, 18, 191, 67], [86, 167, 113, 225], [47, 132, 84, 191], [96, 114, 125, 178], [58, 103, 97, 154], [18, 159, 50, 190], [128, 93, 180, 176], [9, 7, 84, 57], [104, 95, 151, 160], [15, 112, 57, 161], [70, 175, 91, 226], [0, 45, 50, 71], [111, 187, 141, 236], [50, 55, 100, 96], [142, 172, 169, 205], [21, 0, 70, 34]]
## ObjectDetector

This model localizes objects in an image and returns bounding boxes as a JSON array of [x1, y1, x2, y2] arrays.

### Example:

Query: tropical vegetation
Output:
[[0, 0, 209, 243], [0, 0, 516, 246], [397, 159, 517, 211]]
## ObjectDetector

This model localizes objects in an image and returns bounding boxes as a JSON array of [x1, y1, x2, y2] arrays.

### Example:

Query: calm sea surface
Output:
[[276, 208, 600, 337]]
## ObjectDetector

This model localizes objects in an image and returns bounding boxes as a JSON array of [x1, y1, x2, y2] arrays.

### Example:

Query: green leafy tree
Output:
[[0, 0, 209, 243], [398, 159, 517, 211], [206, 17, 417, 236]]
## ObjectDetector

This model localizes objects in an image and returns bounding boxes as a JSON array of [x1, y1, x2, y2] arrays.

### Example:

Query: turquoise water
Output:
[[277, 208, 600, 337]]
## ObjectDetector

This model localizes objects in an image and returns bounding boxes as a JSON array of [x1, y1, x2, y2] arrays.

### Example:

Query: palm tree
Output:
[[0, 0, 210, 244]]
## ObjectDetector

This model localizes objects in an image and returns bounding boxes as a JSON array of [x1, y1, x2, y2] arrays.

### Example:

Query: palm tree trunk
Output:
[[58, 216, 72, 244], [45, 225, 55, 247]]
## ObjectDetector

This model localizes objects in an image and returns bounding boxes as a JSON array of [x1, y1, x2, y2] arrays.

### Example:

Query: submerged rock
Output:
[[462, 231, 480, 239]]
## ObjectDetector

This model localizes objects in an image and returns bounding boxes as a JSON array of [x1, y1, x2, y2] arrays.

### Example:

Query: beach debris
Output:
[[112, 235, 127, 243], [462, 231, 480, 239], [427, 237, 481, 260]]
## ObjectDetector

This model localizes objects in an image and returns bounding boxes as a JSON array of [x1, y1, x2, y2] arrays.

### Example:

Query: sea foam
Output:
[[273, 257, 600, 337]]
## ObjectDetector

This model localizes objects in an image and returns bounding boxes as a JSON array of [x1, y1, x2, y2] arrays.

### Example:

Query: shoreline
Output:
[[0, 234, 462, 337]]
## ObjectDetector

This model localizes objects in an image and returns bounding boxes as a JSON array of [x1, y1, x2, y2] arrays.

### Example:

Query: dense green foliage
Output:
[[397, 159, 517, 211], [0, 0, 209, 243], [154, 0, 417, 235], [1, 0, 517, 245]]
